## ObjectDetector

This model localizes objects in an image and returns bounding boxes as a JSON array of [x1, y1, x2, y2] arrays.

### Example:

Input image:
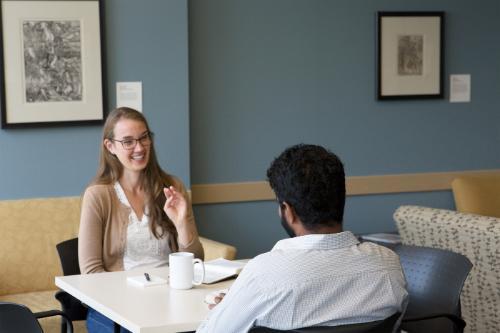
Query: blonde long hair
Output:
[[92, 107, 178, 247]]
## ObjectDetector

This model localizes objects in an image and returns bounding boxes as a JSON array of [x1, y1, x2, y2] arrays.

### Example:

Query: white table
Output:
[[55, 267, 234, 333]]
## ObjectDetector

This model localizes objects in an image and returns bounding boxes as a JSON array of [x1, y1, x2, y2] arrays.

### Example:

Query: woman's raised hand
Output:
[[163, 186, 188, 227]]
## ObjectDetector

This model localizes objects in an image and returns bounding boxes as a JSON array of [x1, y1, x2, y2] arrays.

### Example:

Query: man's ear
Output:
[[281, 202, 299, 225]]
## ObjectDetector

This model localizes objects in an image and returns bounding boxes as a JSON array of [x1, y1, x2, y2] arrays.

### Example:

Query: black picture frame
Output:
[[0, 0, 107, 128], [377, 11, 444, 100]]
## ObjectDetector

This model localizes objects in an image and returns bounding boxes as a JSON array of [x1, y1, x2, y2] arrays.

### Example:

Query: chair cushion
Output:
[[452, 175, 500, 218], [0, 290, 87, 333], [200, 236, 237, 260], [0, 197, 81, 294]]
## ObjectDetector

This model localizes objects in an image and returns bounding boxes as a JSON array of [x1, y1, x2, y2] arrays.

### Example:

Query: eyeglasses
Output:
[[111, 132, 153, 150]]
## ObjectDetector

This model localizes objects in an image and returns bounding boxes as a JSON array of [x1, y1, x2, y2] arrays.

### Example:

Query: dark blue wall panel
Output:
[[189, 0, 500, 257]]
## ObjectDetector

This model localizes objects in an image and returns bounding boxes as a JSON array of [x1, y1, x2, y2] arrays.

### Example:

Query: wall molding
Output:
[[191, 169, 500, 205]]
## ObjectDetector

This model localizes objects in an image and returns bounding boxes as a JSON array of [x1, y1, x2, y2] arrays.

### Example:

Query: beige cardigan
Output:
[[78, 178, 204, 274]]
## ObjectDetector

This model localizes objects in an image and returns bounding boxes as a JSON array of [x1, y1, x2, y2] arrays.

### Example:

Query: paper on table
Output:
[[127, 274, 167, 287], [195, 258, 246, 284]]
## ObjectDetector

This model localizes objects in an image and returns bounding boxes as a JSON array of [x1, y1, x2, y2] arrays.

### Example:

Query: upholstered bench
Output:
[[0, 196, 236, 333]]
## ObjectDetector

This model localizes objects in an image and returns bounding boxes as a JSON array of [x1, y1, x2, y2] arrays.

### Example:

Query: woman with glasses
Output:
[[79, 107, 203, 333]]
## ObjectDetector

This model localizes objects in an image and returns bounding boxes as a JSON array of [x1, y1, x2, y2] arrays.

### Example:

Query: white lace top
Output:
[[114, 182, 171, 270]]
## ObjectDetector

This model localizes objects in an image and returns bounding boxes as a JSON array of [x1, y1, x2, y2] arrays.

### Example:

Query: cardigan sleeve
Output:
[[179, 236, 204, 260], [78, 186, 107, 274]]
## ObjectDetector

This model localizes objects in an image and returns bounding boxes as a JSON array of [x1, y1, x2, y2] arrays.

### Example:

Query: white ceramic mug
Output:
[[169, 252, 205, 290]]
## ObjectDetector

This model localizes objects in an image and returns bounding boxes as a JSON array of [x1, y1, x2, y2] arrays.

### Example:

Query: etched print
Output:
[[23, 20, 83, 103], [397, 35, 423, 76]]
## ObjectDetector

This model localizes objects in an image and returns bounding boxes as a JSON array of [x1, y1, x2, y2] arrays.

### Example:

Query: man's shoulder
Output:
[[244, 250, 286, 275], [355, 242, 404, 273], [245, 251, 275, 268], [246, 241, 402, 279], [243, 248, 321, 281], [358, 241, 401, 260]]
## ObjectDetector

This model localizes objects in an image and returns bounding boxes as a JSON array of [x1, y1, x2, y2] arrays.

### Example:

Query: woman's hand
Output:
[[163, 186, 188, 227], [164, 185, 199, 248]]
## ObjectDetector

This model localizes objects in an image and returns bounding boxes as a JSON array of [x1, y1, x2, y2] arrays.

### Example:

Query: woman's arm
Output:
[[79, 187, 107, 273], [178, 230, 204, 260], [164, 179, 204, 260]]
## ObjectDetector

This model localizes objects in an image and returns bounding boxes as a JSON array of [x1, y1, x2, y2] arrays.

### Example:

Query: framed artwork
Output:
[[377, 11, 444, 100], [0, 0, 106, 128]]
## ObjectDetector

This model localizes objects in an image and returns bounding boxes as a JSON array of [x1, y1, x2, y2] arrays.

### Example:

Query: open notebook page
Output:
[[195, 258, 246, 284]]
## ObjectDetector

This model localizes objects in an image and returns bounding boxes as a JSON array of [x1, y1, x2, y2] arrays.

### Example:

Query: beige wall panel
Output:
[[191, 169, 500, 205]]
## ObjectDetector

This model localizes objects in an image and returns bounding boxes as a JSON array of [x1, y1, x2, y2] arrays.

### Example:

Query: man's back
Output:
[[197, 231, 408, 333]]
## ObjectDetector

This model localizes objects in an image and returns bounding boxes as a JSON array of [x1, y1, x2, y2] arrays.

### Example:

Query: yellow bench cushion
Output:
[[452, 175, 500, 218], [200, 236, 237, 260], [0, 197, 81, 295]]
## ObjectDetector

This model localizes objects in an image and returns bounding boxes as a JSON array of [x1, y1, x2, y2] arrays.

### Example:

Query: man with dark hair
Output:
[[197, 144, 408, 333], [267, 144, 346, 236]]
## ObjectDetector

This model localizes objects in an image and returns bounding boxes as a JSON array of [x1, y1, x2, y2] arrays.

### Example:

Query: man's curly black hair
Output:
[[266, 144, 345, 230]]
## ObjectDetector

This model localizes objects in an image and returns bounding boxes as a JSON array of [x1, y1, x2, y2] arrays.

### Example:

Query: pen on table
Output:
[[144, 273, 151, 281]]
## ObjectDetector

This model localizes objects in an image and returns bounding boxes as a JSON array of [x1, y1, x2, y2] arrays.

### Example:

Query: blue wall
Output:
[[0, 0, 190, 200], [106, 0, 191, 186], [1, 0, 499, 259], [189, 0, 500, 257]]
